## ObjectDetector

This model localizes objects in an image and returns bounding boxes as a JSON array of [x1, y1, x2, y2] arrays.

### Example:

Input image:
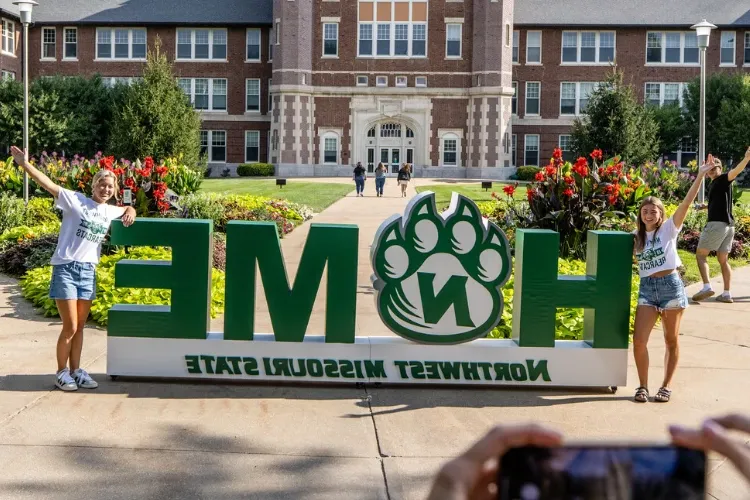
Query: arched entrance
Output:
[[364, 122, 417, 175]]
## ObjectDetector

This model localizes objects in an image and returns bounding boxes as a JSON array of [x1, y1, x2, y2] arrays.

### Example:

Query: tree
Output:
[[571, 67, 659, 166], [683, 73, 750, 166], [651, 103, 687, 159], [0, 79, 69, 154], [108, 37, 203, 169]]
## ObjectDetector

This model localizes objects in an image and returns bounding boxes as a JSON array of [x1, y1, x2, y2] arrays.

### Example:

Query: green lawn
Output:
[[678, 249, 750, 285], [200, 179, 352, 213], [416, 182, 526, 207]]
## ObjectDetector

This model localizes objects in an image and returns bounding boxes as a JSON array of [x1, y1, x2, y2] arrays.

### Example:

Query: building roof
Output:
[[27, 0, 272, 25], [0, 0, 19, 19], [514, 0, 750, 27]]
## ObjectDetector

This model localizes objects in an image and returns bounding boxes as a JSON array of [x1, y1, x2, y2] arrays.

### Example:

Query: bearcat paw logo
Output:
[[371, 192, 512, 344]]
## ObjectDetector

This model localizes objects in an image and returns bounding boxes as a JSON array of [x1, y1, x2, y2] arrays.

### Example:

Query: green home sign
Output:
[[107, 192, 634, 387]]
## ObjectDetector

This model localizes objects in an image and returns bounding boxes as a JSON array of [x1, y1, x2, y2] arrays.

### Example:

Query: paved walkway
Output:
[[1, 181, 750, 499]]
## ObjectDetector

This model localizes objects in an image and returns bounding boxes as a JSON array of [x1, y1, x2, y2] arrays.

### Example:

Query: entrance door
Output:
[[367, 148, 375, 173], [379, 148, 401, 176]]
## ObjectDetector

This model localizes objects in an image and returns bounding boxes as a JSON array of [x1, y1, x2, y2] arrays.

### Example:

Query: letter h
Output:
[[512, 230, 634, 348]]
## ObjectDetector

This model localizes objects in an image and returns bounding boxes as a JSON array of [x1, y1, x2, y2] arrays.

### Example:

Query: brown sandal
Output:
[[654, 387, 672, 403], [634, 387, 649, 403]]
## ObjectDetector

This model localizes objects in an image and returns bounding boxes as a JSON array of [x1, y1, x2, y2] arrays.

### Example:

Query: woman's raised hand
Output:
[[10, 145, 26, 167]]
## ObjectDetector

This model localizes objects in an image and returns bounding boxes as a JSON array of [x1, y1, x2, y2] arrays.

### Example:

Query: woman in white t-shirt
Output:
[[632, 160, 713, 403], [11, 146, 136, 392]]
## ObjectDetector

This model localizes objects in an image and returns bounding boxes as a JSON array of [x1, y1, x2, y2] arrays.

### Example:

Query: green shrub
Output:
[[515, 166, 541, 181], [237, 163, 275, 177], [19, 247, 226, 325], [0, 193, 26, 233], [176, 192, 226, 228], [24, 197, 60, 226], [0, 222, 61, 245], [0, 234, 58, 276], [164, 162, 203, 195]]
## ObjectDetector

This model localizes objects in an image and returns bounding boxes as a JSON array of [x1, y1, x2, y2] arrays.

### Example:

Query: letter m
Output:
[[512, 230, 633, 348], [224, 222, 358, 343]]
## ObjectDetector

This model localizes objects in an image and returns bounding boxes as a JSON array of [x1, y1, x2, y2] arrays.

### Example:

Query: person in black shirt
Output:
[[353, 162, 367, 197], [692, 148, 750, 303]]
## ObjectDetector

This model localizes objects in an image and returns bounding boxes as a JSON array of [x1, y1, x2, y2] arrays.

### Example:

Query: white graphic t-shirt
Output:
[[635, 217, 682, 278], [50, 188, 125, 265]]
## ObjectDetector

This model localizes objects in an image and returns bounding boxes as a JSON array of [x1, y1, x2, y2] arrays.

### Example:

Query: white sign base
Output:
[[107, 334, 628, 388]]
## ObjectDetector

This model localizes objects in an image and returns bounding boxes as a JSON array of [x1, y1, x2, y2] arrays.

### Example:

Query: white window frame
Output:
[[560, 31, 616, 65], [245, 28, 261, 62], [438, 129, 462, 167], [101, 76, 141, 87], [512, 30, 519, 63], [558, 135, 574, 161], [512, 134, 517, 167], [415, 76, 427, 87], [720, 31, 736, 66], [175, 28, 227, 61], [645, 31, 700, 66], [63, 27, 78, 61], [356, 75, 369, 86], [445, 23, 462, 59], [319, 130, 341, 165], [526, 30, 542, 64], [268, 78, 273, 113], [524, 81, 541, 117], [559, 82, 599, 116], [644, 82, 688, 107], [395, 75, 407, 87], [745, 32, 750, 66], [376, 75, 388, 87], [201, 130, 227, 163], [245, 130, 261, 163], [1, 18, 15, 56], [41, 27, 56, 60], [524, 134, 540, 167], [1, 70, 15, 80], [322, 22, 339, 57], [96, 27, 147, 61], [357, 1, 429, 60], [180, 78, 228, 112], [245, 78, 261, 113], [268, 28, 274, 61], [511, 81, 518, 115]]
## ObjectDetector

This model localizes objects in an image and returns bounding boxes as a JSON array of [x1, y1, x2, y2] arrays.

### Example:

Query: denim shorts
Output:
[[638, 272, 688, 311], [49, 262, 97, 301]]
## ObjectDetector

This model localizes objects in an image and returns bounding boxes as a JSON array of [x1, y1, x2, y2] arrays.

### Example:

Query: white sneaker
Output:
[[72, 368, 99, 389], [55, 368, 78, 392]]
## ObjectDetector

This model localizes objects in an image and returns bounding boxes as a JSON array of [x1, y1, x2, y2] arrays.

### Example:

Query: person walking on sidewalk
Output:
[[353, 161, 367, 197], [10, 145, 136, 392], [397, 163, 411, 197], [632, 159, 714, 404], [374, 162, 387, 197], [693, 148, 750, 304]]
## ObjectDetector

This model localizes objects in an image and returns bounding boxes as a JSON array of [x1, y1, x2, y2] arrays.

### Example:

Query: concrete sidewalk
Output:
[[2, 182, 750, 499]]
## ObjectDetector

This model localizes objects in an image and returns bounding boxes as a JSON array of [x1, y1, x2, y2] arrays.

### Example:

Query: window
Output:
[[245, 131, 260, 163], [179, 78, 228, 111], [512, 30, 519, 63], [512, 134, 517, 167], [646, 32, 699, 64], [367, 127, 376, 138], [175, 28, 226, 60], [721, 32, 736, 65], [524, 135, 539, 166], [745, 32, 750, 65], [377, 24, 390, 55], [413, 24, 426, 56], [101, 76, 141, 87], [525, 82, 540, 116], [644, 82, 687, 107], [201, 130, 226, 163], [323, 23, 338, 56], [526, 31, 541, 63], [323, 136, 338, 163], [396, 76, 407, 87], [558, 135, 574, 162], [559, 82, 598, 115], [268, 28, 274, 60], [1, 70, 15, 80], [246, 79, 260, 112], [406, 127, 414, 138], [1, 19, 15, 55], [443, 138, 457, 165], [359, 24, 373, 56], [42, 27, 56, 59], [395, 24, 408, 55], [96, 28, 146, 60], [446, 24, 461, 58], [415, 76, 427, 87], [63, 28, 77, 59], [245, 28, 261, 61], [511, 81, 517, 115], [561, 31, 615, 64], [268, 79, 273, 112], [381, 123, 402, 138], [357, 75, 368, 86], [376, 75, 387, 87]]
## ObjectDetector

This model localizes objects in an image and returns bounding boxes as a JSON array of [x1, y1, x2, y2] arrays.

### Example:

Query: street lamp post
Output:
[[691, 19, 716, 205], [12, 0, 37, 205]]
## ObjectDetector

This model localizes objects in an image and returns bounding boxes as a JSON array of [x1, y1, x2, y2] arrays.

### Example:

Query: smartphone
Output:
[[497, 444, 706, 500]]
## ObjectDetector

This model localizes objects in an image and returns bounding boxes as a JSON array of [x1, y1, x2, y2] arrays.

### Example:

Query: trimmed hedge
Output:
[[237, 163, 275, 177], [515, 166, 541, 181]]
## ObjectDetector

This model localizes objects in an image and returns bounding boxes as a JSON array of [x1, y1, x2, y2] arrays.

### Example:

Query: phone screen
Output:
[[497, 445, 705, 500]]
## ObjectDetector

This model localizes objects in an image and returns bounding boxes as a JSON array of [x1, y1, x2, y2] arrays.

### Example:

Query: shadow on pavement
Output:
[[0, 275, 60, 326]]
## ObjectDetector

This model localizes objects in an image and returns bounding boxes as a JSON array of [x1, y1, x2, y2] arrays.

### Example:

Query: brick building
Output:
[[1, 0, 748, 176]]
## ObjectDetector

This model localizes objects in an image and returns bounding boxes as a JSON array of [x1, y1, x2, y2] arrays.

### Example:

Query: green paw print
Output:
[[371, 192, 512, 344]]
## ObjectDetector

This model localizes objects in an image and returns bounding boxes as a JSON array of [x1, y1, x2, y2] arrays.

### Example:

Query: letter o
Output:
[[510, 363, 528, 381], [307, 359, 324, 378]]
